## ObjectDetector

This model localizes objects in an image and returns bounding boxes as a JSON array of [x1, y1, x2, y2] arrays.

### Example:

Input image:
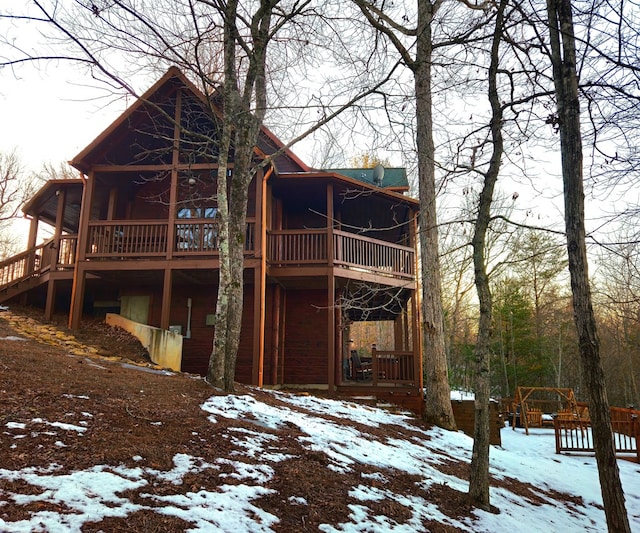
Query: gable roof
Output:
[[70, 67, 309, 174]]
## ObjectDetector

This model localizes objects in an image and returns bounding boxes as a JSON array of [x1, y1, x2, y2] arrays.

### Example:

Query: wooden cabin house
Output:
[[0, 68, 423, 411]]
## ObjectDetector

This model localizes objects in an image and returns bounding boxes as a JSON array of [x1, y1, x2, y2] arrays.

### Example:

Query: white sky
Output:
[[1, 366, 639, 532], [0, 66, 128, 173]]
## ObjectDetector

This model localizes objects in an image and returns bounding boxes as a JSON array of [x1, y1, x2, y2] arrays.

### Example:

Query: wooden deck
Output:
[[85, 219, 256, 258], [344, 349, 417, 386], [268, 228, 415, 280], [2, 222, 413, 284], [554, 407, 640, 462]]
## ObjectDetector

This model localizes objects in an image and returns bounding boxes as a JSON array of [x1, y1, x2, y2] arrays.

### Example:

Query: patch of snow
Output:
[[216, 458, 274, 484], [120, 363, 174, 375], [47, 421, 88, 433], [450, 390, 475, 401], [151, 453, 218, 485], [0, 467, 146, 532], [83, 359, 106, 369], [147, 484, 278, 533]]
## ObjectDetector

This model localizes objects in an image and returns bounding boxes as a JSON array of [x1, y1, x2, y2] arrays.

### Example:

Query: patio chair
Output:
[[350, 350, 373, 380]]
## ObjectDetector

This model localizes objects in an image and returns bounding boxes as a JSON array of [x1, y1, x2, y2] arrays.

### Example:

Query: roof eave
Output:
[[276, 172, 418, 206]]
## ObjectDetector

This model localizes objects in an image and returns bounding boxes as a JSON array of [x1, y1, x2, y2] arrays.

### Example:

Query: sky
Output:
[[1, 359, 639, 533], [0, 65, 138, 242], [0, 67, 128, 173]]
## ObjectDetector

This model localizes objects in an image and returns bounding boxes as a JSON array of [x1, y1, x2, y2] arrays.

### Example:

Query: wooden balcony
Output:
[[341, 348, 421, 412], [85, 219, 256, 259], [87, 221, 168, 258], [2, 223, 413, 287], [267, 228, 415, 281], [83, 223, 413, 281]]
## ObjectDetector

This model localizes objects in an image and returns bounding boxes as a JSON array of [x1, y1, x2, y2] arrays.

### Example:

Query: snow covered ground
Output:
[[1, 389, 639, 532]]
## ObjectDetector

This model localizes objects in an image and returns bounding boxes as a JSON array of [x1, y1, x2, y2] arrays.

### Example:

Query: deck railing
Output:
[[268, 228, 415, 280], [333, 230, 414, 279], [3, 223, 412, 279], [86, 220, 256, 258], [174, 219, 255, 255], [0, 243, 45, 289], [267, 229, 328, 264], [372, 350, 416, 385], [87, 221, 168, 258], [56, 236, 78, 268], [0, 235, 77, 292]]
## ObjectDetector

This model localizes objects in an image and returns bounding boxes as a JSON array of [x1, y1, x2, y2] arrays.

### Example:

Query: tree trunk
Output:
[[546, 0, 630, 530], [223, 124, 255, 390], [415, 0, 456, 431], [207, 94, 234, 390], [206, 0, 273, 392], [468, 0, 505, 509], [351, 0, 456, 430]]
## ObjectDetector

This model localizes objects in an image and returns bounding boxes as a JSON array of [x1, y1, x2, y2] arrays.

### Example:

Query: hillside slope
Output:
[[1, 307, 639, 532]]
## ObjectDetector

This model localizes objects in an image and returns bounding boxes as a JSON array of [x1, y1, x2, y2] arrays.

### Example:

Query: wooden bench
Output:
[[527, 408, 543, 427], [556, 408, 577, 421]]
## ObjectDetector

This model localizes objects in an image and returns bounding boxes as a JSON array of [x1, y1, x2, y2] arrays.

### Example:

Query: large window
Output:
[[177, 207, 217, 219], [176, 207, 218, 251]]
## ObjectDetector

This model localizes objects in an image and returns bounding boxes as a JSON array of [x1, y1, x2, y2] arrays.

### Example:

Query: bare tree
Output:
[[439, 216, 475, 391], [205, 0, 288, 390], [351, 0, 495, 430], [36, 161, 78, 181], [0, 151, 33, 222], [466, 0, 507, 509], [596, 234, 640, 407], [0, 150, 37, 257], [546, 0, 630, 529]]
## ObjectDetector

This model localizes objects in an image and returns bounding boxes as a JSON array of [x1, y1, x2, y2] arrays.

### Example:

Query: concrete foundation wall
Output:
[[106, 313, 182, 371]]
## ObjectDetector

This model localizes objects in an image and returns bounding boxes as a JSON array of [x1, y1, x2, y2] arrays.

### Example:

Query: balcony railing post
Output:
[[372, 344, 378, 386]]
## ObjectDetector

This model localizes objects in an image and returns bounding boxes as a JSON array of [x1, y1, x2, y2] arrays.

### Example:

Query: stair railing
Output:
[[0, 238, 55, 292]]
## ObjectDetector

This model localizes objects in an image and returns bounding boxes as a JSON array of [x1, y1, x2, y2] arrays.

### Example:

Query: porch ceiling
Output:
[[22, 179, 84, 233], [86, 267, 259, 288], [266, 274, 411, 321], [88, 269, 166, 287]]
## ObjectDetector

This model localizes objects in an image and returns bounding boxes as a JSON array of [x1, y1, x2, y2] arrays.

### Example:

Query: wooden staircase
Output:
[[0, 237, 77, 304]]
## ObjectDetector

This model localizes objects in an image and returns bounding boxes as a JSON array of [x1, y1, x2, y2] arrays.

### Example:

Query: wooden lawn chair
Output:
[[350, 350, 373, 380]]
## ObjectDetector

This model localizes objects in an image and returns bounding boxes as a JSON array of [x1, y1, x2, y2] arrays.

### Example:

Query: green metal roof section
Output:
[[325, 167, 408, 189]]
